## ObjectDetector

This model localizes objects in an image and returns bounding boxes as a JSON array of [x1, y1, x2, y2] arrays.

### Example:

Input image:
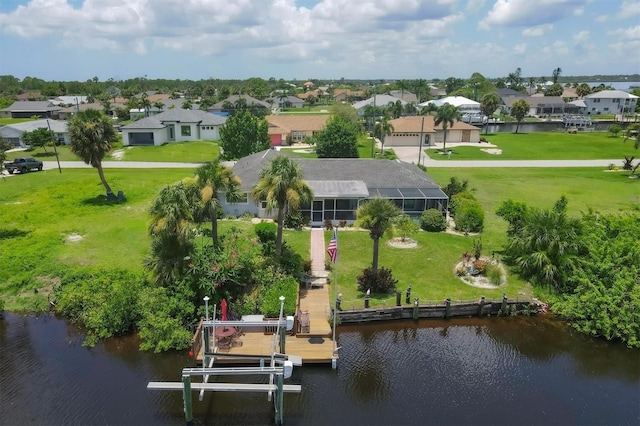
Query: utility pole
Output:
[[47, 119, 62, 174], [418, 116, 425, 166]]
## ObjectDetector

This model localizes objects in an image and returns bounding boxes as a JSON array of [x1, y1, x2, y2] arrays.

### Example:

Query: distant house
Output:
[[384, 116, 480, 147], [265, 95, 305, 109], [50, 96, 89, 106], [389, 90, 418, 103], [208, 95, 271, 114], [333, 89, 366, 102], [121, 109, 227, 146], [419, 96, 481, 114], [352, 95, 408, 115], [429, 86, 447, 99], [0, 119, 68, 148], [16, 92, 43, 101], [57, 102, 125, 120], [0, 101, 61, 119], [584, 90, 639, 116], [218, 149, 448, 225], [265, 115, 330, 146]]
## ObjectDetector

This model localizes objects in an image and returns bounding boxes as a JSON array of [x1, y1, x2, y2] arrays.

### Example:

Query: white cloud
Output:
[[617, 0, 640, 18], [573, 30, 589, 44], [596, 15, 609, 22], [479, 0, 588, 30], [512, 43, 527, 54], [522, 24, 553, 36], [540, 40, 570, 55], [608, 25, 640, 40]]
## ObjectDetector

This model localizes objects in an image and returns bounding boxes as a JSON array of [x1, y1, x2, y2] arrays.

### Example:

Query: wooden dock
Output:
[[195, 285, 335, 365]]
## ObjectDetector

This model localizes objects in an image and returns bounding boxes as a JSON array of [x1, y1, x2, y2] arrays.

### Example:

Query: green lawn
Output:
[[427, 131, 634, 160], [286, 135, 382, 159], [0, 117, 37, 126], [114, 141, 221, 162], [5, 141, 221, 163]]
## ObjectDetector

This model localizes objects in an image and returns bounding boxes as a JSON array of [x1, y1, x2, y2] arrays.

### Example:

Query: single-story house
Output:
[[429, 86, 447, 99], [333, 89, 365, 102], [383, 116, 480, 147], [208, 95, 271, 114], [419, 96, 481, 114], [56, 102, 125, 120], [121, 108, 227, 146], [0, 119, 68, 148], [265, 95, 305, 109], [584, 90, 639, 116], [50, 96, 89, 106], [218, 149, 448, 226], [389, 90, 418, 103], [265, 115, 330, 146], [0, 101, 61, 119], [352, 95, 408, 115]]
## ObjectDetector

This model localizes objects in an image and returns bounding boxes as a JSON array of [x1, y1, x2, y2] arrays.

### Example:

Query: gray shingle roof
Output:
[[1, 101, 60, 112], [121, 108, 226, 129], [233, 149, 446, 200]]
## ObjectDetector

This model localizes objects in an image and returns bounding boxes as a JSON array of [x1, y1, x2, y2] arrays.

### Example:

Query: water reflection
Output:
[[1, 313, 638, 426]]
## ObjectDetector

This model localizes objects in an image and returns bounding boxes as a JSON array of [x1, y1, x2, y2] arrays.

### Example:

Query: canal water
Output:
[[1, 313, 638, 425]]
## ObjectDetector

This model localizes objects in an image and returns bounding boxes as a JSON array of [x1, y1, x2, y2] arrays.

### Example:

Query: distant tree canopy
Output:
[[219, 110, 269, 160], [314, 116, 359, 158]]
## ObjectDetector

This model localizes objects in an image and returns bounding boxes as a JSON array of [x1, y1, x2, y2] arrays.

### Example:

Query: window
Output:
[[181, 125, 191, 136], [229, 193, 248, 204]]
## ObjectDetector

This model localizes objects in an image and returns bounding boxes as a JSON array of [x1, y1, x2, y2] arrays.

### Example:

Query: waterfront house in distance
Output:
[[583, 90, 638, 116], [0, 101, 61, 119], [219, 149, 448, 226], [383, 116, 480, 147], [208, 95, 271, 115], [0, 119, 68, 148], [121, 108, 226, 146], [265, 114, 330, 146]]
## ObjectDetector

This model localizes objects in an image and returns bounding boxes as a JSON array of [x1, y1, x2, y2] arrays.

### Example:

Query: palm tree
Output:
[[153, 101, 165, 113], [251, 156, 313, 256], [193, 160, 243, 247], [434, 103, 462, 153], [510, 99, 530, 134], [145, 181, 195, 286], [420, 102, 438, 117], [138, 93, 151, 117], [480, 93, 500, 134], [388, 100, 403, 119], [356, 198, 400, 273], [67, 109, 118, 198], [374, 115, 394, 156], [552, 67, 562, 84]]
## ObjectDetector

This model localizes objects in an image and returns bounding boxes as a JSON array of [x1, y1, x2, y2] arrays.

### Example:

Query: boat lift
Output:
[[147, 296, 300, 425]]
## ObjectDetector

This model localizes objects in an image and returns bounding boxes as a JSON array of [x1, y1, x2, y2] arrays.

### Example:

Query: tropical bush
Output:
[[258, 268, 298, 317], [284, 211, 306, 229], [393, 214, 418, 241], [254, 221, 277, 244], [420, 209, 446, 232], [357, 266, 398, 294], [455, 202, 484, 233]]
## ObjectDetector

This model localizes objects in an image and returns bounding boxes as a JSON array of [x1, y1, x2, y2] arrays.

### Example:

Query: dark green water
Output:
[[1, 313, 638, 425]]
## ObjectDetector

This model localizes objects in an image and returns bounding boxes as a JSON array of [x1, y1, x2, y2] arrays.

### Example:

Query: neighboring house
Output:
[[561, 87, 579, 102], [419, 96, 481, 114], [333, 89, 365, 102], [384, 116, 480, 147], [389, 90, 418, 103], [297, 90, 319, 100], [499, 96, 537, 116], [0, 101, 61, 119], [567, 99, 587, 114], [529, 96, 579, 116], [208, 95, 271, 113], [265, 115, 330, 146], [496, 88, 527, 98], [584, 90, 639, 116], [57, 102, 124, 119], [121, 109, 227, 146], [218, 149, 448, 226], [16, 91, 43, 101], [265, 95, 305, 109], [50, 96, 89, 106], [0, 119, 68, 148], [429, 86, 446, 99], [352, 95, 408, 115]]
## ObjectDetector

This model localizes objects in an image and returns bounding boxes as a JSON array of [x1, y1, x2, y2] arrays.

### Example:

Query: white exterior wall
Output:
[[200, 126, 220, 140], [122, 128, 167, 146], [584, 97, 638, 115], [218, 192, 260, 218], [0, 126, 70, 148]]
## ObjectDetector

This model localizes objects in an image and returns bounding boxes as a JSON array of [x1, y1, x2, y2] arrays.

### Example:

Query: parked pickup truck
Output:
[[4, 157, 43, 174]]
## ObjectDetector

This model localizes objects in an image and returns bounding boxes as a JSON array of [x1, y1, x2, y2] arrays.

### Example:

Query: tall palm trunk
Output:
[[96, 162, 114, 196], [372, 237, 380, 272], [442, 127, 448, 153], [276, 206, 285, 256]]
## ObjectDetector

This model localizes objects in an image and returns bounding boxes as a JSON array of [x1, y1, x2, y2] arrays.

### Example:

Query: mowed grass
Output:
[[1, 165, 636, 311], [116, 141, 221, 162], [5, 141, 220, 163], [0, 117, 36, 125], [426, 131, 634, 160], [286, 135, 381, 159]]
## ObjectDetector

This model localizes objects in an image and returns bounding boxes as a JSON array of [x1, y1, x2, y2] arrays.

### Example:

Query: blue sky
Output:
[[0, 0, 638, 81]]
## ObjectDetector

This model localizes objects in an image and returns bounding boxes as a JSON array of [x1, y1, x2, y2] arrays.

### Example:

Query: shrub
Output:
[[284, 211, 306, 229], [393, 214, 418, 241], [455, 203, 484, 233], [486, 264, 503, 285], [450, 191, 476, 216], [258, 268, 298, 317], [302, 259, 312, 274], [276, 242, 304, 277], [254, 222, 277, 244], [455, 264, 468, 276], [324, 219, 333, 230], [339, 220, 347, 228], [443, 177, 470, 198], [357, 267, 398, 294], [420, 209, 446, 232], [472, 259, 488, 274], [473, 238, 483, 260]]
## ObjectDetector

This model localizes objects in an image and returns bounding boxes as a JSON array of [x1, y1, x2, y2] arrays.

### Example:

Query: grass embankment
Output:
[[1, 166, 636, 311], [0, 118, 37, 125], [427, 132, 634, 161]]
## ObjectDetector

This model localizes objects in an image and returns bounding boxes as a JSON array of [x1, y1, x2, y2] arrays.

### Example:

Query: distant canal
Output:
[[1, 313, 638, 425]]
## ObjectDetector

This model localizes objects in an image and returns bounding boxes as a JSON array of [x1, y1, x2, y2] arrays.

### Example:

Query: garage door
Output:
[[129, 132, 154, 146]]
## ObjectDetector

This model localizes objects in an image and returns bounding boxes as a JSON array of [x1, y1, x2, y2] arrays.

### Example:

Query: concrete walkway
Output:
[[310, 228, 327, 276], [42, 161, 202, 170]]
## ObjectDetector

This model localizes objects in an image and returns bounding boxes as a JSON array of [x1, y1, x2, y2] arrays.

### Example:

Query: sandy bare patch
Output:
[[454, 259, 506, 289], [66, 233, 84, 242], [111, 149, 125, 160], [388, 237, 418, 249], [481, 148, 502, 155]]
